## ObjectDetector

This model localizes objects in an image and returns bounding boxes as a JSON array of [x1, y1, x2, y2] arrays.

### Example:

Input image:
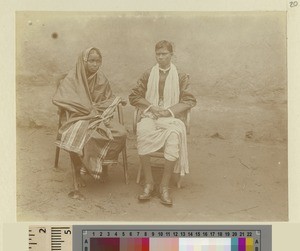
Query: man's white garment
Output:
[[137, 63, 189, 176]]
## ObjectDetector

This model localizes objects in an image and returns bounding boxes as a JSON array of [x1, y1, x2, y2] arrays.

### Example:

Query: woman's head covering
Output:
[[53, 47, 106, 115], [80, 47, 102, 78], [82, 47, 102, 62]]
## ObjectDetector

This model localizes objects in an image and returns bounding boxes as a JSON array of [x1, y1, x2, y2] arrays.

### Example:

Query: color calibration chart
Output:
[[29, 225, 272, 251]]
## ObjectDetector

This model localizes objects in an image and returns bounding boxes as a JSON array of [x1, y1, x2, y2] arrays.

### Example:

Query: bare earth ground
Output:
[[17, 96, 288, 222]]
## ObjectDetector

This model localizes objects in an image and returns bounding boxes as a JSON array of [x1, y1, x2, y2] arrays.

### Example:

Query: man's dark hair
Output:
[[155, 40, 173, 53]]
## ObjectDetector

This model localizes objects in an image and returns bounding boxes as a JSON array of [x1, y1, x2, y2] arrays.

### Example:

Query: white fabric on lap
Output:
[[164, 132, 179, 161], [137, 117, 189, 175]]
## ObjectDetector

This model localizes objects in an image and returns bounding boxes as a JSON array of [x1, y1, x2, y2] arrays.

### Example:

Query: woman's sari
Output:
[[53, 47, 126, 179]]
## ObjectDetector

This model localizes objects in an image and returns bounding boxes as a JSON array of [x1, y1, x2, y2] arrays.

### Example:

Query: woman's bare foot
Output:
[[99, 166, 109, 183], [99, 172, 108, 183], [68, 190, 85, 200], [76, 176, 86, 187]]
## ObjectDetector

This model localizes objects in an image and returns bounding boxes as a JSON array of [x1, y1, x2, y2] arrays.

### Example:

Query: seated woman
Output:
[[53, 47, 127, 200]]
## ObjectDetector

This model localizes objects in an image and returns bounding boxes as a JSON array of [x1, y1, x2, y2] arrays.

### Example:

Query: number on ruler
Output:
[[39, 228, 46, 234], [64, 230, 71, 235]]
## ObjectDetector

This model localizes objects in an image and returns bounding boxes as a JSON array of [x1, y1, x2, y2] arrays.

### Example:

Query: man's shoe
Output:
[[159, 186, 173, 206], [138, 184, 154, 201]]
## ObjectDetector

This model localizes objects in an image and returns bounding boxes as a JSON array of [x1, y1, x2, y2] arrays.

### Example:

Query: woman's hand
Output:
[[120, 99, 127, 106], [90, 107, 98, 117], [103, 118, 110, 126]]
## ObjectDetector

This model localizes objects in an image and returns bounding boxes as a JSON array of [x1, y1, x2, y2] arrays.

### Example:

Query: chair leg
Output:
[[117, 103, 129, 184], [174, 173, 182, 189], [177, 176, 182, 189], [54, 146, 60, 168], [122, 147, 129, 184], [55, 111, 63, 168], [136, 166, 142, 184]]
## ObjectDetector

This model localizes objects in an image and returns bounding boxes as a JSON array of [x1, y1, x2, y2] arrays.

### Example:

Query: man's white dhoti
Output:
[[137, 117, 189, 176]]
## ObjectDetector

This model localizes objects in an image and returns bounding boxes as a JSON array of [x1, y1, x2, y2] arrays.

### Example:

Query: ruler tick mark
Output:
[[51, 227, 70, 229]]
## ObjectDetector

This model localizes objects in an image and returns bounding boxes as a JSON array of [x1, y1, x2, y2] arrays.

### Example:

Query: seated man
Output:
[[129, 40, 196, 206], [53, 47, 127, 200]]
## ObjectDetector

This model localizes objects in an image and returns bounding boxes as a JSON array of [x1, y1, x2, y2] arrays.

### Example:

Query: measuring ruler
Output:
[[28, 225, 271, 251], [29, 226, 72, 251]]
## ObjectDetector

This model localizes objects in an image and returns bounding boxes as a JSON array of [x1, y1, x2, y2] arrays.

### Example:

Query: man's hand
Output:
[[149, 106, 163, 118], [149, 106, 163, 113], [158, 109, 172, 118]]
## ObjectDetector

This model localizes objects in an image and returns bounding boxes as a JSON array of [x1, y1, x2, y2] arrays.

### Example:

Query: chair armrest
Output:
[[133, 108, 138, 135], [117, 103, 125, 125], [133, 108, 143, 135]]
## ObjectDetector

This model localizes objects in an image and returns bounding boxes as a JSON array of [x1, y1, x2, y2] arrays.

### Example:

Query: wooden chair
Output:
[[133, 108, 191, 188], [54, 103, 129, 185]]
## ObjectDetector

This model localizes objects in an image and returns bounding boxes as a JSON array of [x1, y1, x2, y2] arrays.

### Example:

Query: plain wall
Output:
[[16, 12, 287, 137]]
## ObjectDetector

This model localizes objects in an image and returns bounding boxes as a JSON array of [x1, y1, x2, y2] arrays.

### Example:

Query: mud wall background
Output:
[[16, 12, 287, 142]]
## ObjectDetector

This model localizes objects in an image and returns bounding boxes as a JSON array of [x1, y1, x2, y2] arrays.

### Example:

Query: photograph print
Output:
[[16, 11, 287, 221]]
